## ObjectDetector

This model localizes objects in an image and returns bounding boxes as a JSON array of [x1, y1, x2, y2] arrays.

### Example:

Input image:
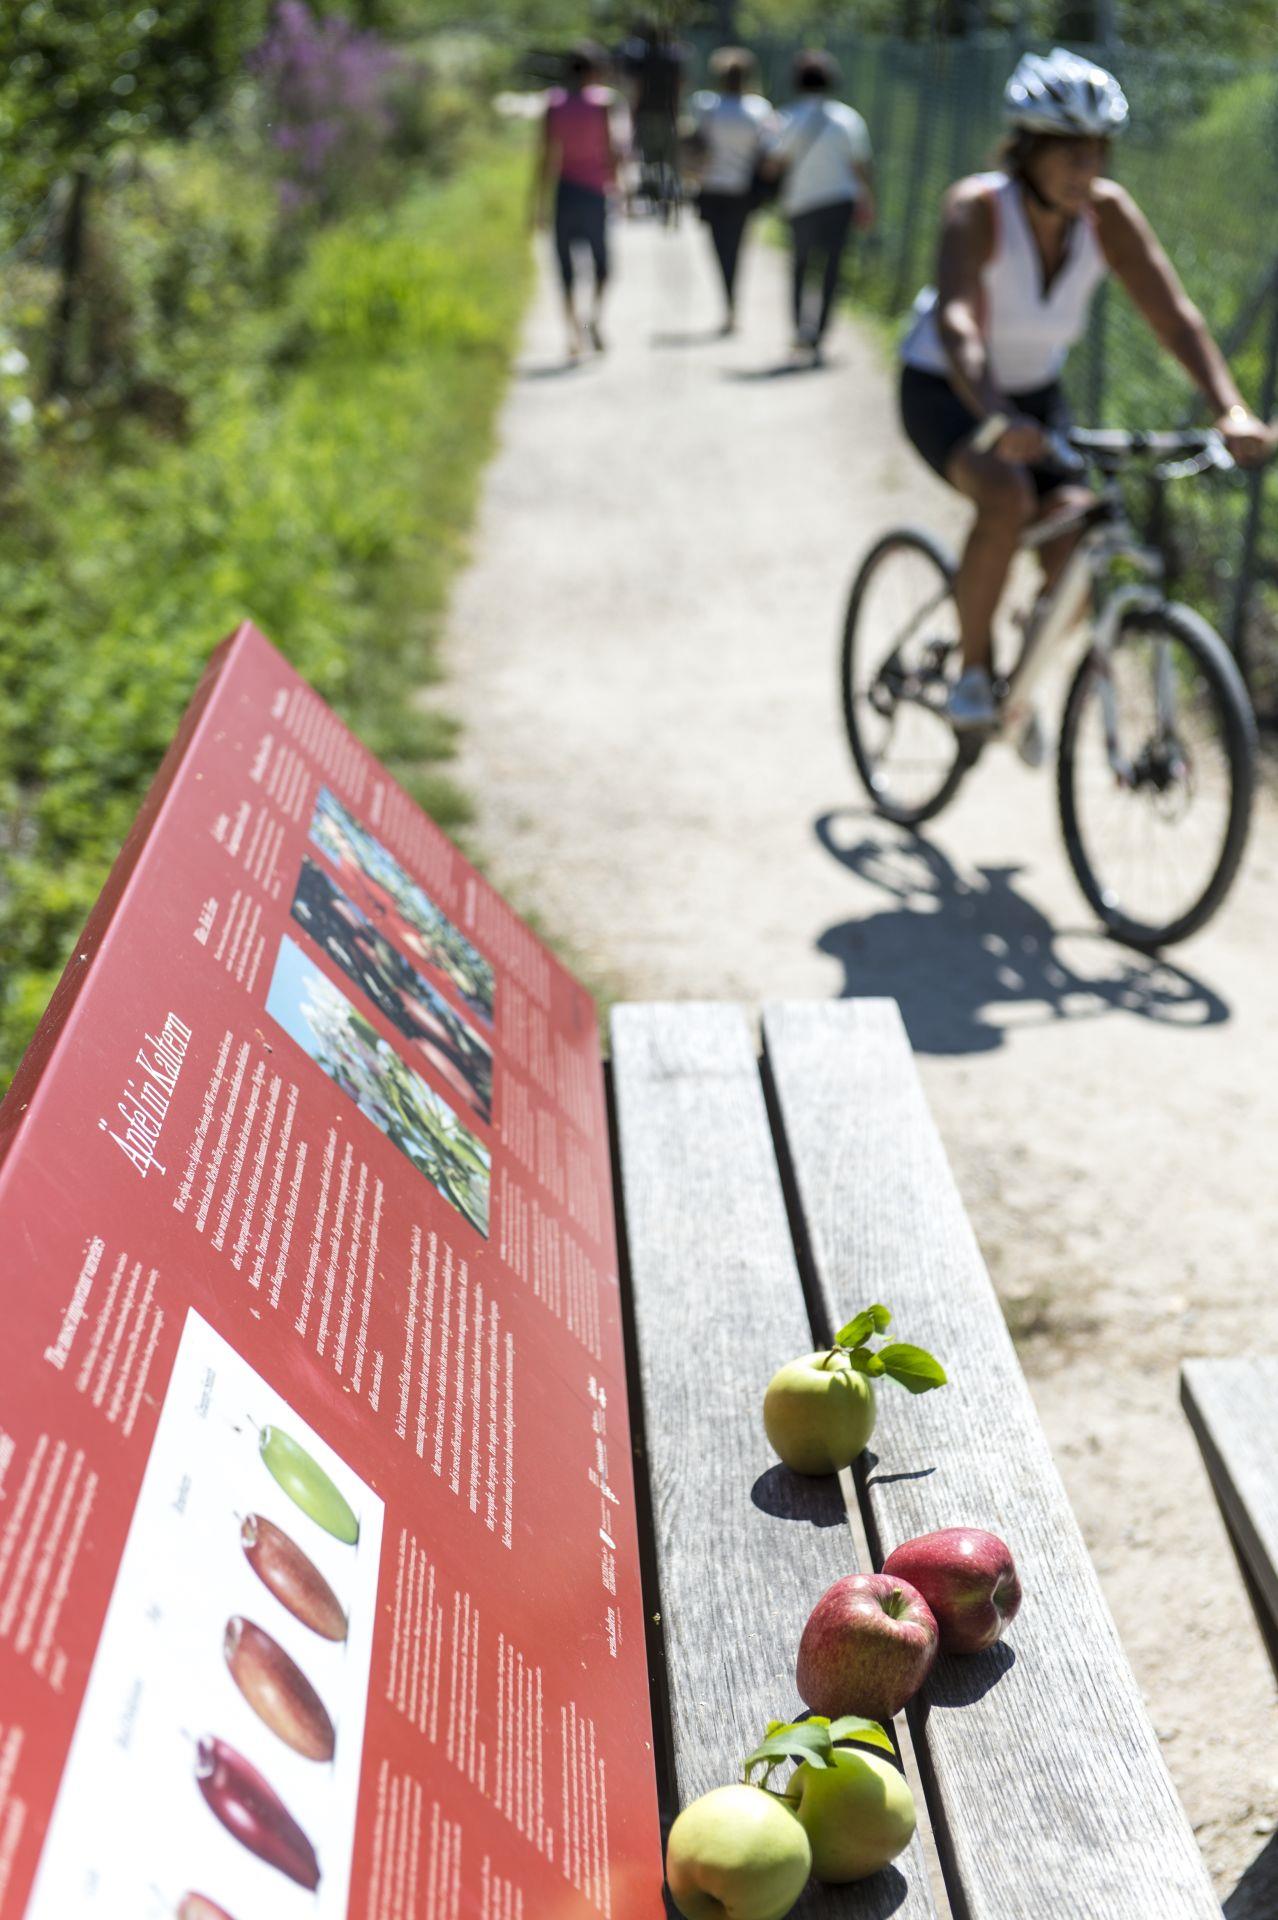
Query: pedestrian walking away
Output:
[[769, 50, 876, 363], [532, 41, 622, 359], [688, 48, 774, 334]]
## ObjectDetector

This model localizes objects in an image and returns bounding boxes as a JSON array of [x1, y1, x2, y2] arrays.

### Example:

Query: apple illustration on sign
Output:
[[665, 1783, 811, 1920], [796, 1572, 938, 1721], [882, 1528, 1022, 1654], [763, 1304, 947, 1477]]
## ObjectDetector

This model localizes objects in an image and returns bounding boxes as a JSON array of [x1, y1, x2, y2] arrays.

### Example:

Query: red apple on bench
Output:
[[881, 1528, 1022, 1655], [796, 1572, 938, 1722]]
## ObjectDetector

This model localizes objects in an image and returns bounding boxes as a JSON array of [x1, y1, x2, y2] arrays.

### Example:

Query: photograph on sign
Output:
[[265, 934, 491, 1237], [25, 1308, 384, 1920], [289, 855, 494, 1124], [308, 787, 495, 1026]]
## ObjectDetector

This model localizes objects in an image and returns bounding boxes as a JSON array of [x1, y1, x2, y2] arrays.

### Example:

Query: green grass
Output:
[[0, 132, 534, 1087]]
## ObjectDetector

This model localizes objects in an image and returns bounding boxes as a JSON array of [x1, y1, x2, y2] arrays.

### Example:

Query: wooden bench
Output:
[[1181, 1359, 1278, 1647], [611, 997, 1222, 1920]]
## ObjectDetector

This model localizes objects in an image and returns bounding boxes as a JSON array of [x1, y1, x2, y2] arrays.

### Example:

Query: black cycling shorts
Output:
[[899, 363, 1072, 501]]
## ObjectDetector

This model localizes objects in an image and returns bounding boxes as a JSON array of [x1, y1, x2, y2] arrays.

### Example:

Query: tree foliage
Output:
[[0, 2, 268, 217], [727, 0, 1277, 56]]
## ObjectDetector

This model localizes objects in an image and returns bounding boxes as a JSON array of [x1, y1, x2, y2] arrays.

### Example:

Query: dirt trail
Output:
[[444, 216, 1278, 1907]]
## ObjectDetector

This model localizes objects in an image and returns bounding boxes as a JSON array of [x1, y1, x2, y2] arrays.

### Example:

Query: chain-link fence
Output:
[[711, 31, 1278, 719]]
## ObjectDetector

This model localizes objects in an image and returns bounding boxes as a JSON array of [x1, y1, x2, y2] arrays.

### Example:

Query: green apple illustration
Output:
[[744, 1715, 915, 1885], [665, 1783, 811, 1920], [763, 1305, 946, 1476], [786, 1746, 916, 1882]]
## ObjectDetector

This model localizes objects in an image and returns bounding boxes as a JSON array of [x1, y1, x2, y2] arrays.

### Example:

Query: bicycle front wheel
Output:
[[840, 528, 967, 827], [1058, 604, 1256, 948]]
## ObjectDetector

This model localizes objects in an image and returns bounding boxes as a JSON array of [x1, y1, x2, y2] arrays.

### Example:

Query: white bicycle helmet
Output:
[[1004, 47, 1129, 138]]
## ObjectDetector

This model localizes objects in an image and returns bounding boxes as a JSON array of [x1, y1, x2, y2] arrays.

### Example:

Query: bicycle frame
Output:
[[994, 493, 1164, 747]]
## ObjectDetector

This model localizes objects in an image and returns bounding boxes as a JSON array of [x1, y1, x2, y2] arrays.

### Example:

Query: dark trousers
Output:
[[698, 190, 751, 308], [554, 180, 608, 295], [790, 198, 855, 344]]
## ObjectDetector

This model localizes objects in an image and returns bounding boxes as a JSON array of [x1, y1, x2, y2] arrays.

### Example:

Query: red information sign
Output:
[[0, 624, 663, 1919]]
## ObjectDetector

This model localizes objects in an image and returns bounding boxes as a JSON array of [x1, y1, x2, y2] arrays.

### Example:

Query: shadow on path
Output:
[[813, 809, 1230, 1055], [723, 356, 838, 382], [514, 357, 588, 381]]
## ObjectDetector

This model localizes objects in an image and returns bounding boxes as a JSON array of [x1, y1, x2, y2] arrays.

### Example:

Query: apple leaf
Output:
[[845, 1347, 886, 1377], [835, 1304, 892, 1348], [742, 1721, 835, 1784], [826, 1715, 896, 1757], [876, 1343, 948, 1393]]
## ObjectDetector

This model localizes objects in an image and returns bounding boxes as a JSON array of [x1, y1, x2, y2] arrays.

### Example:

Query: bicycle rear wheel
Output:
[[840, 528, 967, 826], [1058, 603, 1256, 948]]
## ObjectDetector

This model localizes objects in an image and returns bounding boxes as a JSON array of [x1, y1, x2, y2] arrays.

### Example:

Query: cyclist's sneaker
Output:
[[1015, 710, 1048, 769], [947, 666, 998, 730]]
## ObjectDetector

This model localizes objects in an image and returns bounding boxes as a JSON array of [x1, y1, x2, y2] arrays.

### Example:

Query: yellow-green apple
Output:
[[665, 1784, 812, 1920], [881, 1528, 1022, 1654], [763, 1351, 876, 1475], [762, 1307, 946, 1477], [796, 1573, 938, 1721], [786, 1746, 916, 1882]]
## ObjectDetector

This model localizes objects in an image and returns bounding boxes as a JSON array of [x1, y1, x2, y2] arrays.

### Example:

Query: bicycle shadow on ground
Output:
[[1226, 1832, 1278, 1920], [813, 810, 1230, 1055]]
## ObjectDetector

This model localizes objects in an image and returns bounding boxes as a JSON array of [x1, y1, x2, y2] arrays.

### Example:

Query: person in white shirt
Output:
[[689, 48, 773, 334], [769, 50, 875, 362]]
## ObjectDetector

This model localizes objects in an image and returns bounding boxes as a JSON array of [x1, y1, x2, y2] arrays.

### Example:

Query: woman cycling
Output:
[[899, 47, 1271, 737]]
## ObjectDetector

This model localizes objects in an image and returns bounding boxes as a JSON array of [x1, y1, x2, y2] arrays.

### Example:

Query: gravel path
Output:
[[445, 215, 1278, 1907]]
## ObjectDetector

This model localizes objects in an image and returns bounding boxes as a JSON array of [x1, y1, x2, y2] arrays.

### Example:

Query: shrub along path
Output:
[[0, 137, 529, 1083], [446, 213, 1278, 1911]]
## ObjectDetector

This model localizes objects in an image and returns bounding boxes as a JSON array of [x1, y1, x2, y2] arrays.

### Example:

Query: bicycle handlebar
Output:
[[1063, 426, 1237, 479]]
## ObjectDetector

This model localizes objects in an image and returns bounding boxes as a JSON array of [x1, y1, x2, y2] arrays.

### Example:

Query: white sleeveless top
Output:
[[901, 171, 1107, 393]]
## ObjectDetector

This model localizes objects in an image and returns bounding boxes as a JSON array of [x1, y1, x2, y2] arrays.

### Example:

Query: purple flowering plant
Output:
[[250, 2, 409, 215]]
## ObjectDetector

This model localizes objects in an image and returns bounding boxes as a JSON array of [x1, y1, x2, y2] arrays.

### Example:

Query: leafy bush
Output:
[[0, 133, 532, 1087]]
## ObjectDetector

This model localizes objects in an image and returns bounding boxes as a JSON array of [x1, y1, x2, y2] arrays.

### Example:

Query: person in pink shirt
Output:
[[532, 42, 621, 359]]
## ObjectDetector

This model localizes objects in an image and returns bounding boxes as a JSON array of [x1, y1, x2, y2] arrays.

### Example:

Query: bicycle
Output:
[[840, 427, 1259, 948], [633, 111, 683, 227]]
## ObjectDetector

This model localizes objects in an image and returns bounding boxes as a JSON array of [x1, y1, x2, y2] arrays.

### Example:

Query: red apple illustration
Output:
[[796, 1573, 938, 1722], [882, 1528, 1022, 1655]]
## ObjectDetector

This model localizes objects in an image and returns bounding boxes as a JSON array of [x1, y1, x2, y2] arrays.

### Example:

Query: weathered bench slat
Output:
[[762, 998, 1221, 1920], [610, 1003, 939, 1920], [1181, 1358, 1278, 1628]]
